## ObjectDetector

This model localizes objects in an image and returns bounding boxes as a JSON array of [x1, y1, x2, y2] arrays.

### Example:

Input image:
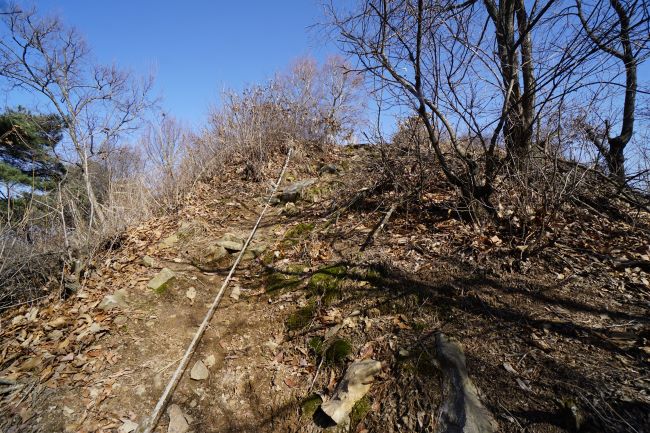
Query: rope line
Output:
[[138, 148, 293, 433]]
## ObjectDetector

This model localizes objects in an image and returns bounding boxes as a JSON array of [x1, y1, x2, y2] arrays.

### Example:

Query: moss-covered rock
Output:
[[324, 338, 352, 364], [301, 394, 323, 419], [286, 301, 317, 331], [350, 395, 371, 428], [308, 265, 347, 305], [265, 271, 301, 294], [147, 268, 176, 294]]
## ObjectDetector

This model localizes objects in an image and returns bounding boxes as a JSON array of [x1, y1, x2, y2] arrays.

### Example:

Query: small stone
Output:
[[47, 317, 67, 329], [280, 178, 317, 202], [142, 255, 157, 267], [229, 285, 241, 301], [204, 354, 216, 368], [98, 288, 128, 311], [318, 163, 340, 175], [89, 322, 103, 334], [282, 202, 298, 216], [367, 308, 381, 318], [166, 404, 189, 433], [216, 240, 243, 252], [190, 360, 209, 380], [134, 384, 146, 396], [186, 287, 196, 304], [118, 419, 138, 433], [147, 268, 176, 294], [264, 340, 280, 352], [114, 315, 128, 326]]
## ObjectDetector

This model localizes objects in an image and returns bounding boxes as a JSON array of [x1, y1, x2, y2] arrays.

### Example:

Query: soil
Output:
[[1, 145, 648, 433]]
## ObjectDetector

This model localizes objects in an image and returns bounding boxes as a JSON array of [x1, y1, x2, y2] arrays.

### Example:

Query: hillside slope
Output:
[[1, 145, 649, 433]]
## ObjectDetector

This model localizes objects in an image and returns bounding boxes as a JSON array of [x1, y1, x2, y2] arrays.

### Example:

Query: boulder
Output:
[[147, 268, 176, 294], [188, 243, 230, 271], [280, 178, 317, 202]]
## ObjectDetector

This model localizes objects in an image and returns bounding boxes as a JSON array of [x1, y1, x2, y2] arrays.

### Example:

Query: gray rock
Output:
[[190, 360, 209, 380], [99, 289, 128, 311], [282, 202, 298, 216], [147, 268, 176, 294], [189, 243, 230, 271], [280, 178, 317, 202], [319, 163, 340, 175], [229, 285, 241, 300], [321, 359, 382, 424], [242, 243, 267, 261], [166, 404, 189, 433], [216, 240, 243, 252], [435, 333, 498, 433], [142, 255, 157, 267]]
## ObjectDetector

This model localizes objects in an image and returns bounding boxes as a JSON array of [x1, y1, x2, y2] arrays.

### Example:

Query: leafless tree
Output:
[[575, 0, 650, 183], [141, 114, 188, 208], [0, 5, 153, 228], [327, 0, 648, 217]]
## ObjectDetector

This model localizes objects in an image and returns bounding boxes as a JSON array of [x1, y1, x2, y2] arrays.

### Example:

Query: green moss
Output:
[[322, 264, 348, 277], [308, 336, 325, 356], [283, 223, 315, 244], [308, 265, 347, 306], [261, 251, 275, 266], [301, 394, 323, 419], [324, 338, 352, 364], [350, 395, 371, 427], [286, 301, 317, 330], [265, 272, 300, 293]]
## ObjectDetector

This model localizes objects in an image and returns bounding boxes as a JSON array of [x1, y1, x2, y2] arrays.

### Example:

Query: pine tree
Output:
[[0, 107, 65, 192]]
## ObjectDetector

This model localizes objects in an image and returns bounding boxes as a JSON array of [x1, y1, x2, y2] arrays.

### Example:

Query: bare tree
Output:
[[576, 0, 650, 183], [141, 114, 187, 208], [0, 5, 153, 228]]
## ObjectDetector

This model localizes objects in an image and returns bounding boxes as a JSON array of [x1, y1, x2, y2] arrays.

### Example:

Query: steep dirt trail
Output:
[[12, 179, 308, 432]]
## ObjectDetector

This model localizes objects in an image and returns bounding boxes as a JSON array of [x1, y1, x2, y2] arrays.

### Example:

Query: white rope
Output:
[[138, 148, 293, 433]]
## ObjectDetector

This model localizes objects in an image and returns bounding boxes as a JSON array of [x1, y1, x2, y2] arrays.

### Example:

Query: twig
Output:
[[137, 147, 293, 433], [360, 202, 398, 251], [308, 356, 325, 393], [154, 356, 183, 375]]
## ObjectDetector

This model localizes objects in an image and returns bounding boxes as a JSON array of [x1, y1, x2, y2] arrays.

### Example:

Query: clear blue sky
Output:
[[34, 0, 336, 128]]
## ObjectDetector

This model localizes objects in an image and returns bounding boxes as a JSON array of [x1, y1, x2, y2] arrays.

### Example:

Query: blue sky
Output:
[[32, 0, 336, 128]]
